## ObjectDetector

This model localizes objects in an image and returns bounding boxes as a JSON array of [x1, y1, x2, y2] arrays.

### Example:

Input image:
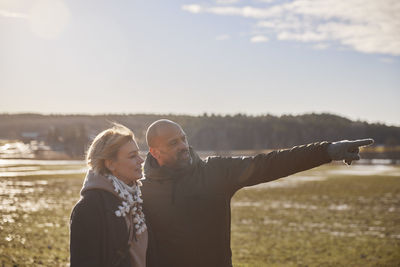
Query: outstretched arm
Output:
[[212, 138, 374, 193], [209, 141, 332, 193]]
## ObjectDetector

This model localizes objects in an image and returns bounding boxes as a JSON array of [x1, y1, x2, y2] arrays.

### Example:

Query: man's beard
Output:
[[171, 149, 192, 170]]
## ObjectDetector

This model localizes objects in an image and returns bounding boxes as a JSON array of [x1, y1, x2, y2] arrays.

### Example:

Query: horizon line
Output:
[[1, 111, 399, 127]]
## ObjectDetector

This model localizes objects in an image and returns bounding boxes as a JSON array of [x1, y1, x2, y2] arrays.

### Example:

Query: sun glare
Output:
[[29, 0, 70, 40]]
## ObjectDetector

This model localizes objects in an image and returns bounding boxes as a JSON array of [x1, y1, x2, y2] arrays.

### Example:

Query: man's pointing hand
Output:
[[327, 139, 374, 165]]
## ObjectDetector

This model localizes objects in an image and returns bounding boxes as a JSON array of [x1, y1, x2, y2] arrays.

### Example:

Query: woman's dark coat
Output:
[[70, 189, 132, 267]]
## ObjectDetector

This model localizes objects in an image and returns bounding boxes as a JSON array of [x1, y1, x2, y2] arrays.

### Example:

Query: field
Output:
[[0, 159, 399, 266]]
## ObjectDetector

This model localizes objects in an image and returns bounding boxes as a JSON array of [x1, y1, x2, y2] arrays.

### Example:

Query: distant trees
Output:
[[0, 113, 399, 158], [177, 113, 400, 150], [46, 124, 89, 157]]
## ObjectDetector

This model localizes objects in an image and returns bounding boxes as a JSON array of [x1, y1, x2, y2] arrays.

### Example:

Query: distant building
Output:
[[20, 132, 40, 142]]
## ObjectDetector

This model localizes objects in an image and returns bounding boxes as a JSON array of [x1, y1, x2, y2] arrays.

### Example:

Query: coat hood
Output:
[[80, 170, 120, 199]]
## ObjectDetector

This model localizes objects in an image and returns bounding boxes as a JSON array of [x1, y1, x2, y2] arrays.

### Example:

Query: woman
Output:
[[70, 123, 147, 267]]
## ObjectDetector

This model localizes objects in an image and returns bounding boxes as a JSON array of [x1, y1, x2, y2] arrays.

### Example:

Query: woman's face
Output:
[[107, 140, 144, 185]]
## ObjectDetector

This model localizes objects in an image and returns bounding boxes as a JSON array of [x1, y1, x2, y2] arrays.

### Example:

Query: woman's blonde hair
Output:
[[86, 123, 135, 175]]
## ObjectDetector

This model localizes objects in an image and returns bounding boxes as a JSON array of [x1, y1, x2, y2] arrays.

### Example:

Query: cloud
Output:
[[182, 4, 284, 18], [1, 0, 70, 40], [250, 35, 269, 43], [277, 31, 326, 42], [29, 0, 70, 40], [182, 0, 400, 56], [216, 0, 241, 4], [0, 9, 28, 19], [181, 5, 204, 14], [216, 34, 231, 41], [0, 0, 32, 19]]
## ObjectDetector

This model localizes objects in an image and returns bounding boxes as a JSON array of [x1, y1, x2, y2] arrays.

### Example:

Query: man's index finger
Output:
[[350, 138, 374, 148]]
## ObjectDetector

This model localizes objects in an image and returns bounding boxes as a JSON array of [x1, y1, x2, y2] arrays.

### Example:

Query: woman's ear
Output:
[[105, 159, 115, 173]]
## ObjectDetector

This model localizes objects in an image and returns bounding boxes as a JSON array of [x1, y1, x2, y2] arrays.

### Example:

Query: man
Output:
[[142, 119, 373, 267]]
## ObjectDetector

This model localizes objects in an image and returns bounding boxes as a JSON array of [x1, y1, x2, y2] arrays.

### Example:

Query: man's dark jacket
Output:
[[142, 142, 332, 267]]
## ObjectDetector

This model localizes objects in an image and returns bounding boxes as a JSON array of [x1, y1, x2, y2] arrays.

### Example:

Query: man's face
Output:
[[151, 124, 192, 169]]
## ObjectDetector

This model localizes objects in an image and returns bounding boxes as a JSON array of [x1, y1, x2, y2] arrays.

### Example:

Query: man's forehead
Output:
[[147, 120, 186, 147]]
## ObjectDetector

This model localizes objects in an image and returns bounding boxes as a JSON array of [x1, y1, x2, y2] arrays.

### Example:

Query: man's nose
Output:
[[178, 140, 189, 150]]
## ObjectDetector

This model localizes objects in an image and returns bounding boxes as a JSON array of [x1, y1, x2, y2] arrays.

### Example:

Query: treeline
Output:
[[0, 113, 399, 157]]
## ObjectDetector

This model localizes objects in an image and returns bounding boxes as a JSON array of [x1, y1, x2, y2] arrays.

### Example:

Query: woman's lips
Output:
[[135, 166, 143, 176]]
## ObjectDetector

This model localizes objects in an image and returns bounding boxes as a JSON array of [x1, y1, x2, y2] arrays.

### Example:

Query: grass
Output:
[[0, 162, 399, 266], [231, 165, 400, 267]]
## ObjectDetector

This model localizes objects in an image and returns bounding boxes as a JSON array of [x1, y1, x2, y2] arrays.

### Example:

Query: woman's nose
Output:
[[138, 156, 144, 164]]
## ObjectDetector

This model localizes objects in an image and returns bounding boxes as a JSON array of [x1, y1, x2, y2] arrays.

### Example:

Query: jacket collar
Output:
[[80, 170, 120, 198]]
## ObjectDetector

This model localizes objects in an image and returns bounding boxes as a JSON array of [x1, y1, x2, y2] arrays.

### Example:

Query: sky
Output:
[[1, 0, 399, 126]]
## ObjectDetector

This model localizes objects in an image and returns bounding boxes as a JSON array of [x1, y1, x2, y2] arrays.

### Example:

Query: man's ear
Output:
[[105, 159, 115, 173]]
